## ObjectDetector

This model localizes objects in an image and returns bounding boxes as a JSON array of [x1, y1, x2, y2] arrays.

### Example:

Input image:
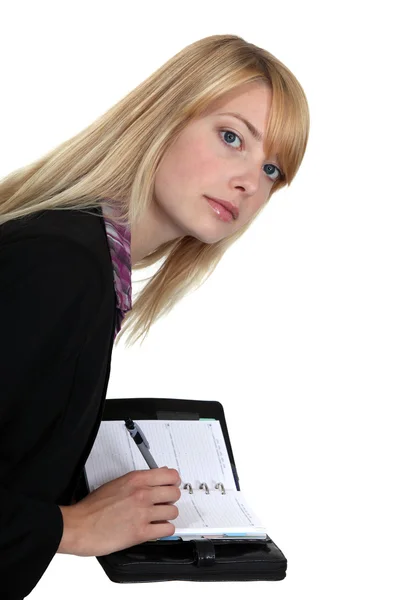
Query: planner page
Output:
[[172, 489, 267, 536], [85, 419, 237, 493]]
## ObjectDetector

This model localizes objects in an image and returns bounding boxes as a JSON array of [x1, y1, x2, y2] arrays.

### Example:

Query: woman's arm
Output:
[[0, 232, 103, 598]]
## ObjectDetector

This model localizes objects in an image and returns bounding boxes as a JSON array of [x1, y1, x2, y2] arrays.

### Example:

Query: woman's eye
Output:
[[219, 129, 282, 182], [263, 164, 282, 182], [220, 129, 242, 149]]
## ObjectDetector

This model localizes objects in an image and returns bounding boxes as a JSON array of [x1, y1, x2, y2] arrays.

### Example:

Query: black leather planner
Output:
[[74, 397, 287, 582]]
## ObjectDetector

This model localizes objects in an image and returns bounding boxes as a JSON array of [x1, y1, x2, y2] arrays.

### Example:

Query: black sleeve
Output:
[[0, 233, 103, 599]]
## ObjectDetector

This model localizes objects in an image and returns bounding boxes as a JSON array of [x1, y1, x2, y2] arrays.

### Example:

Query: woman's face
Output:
[[153, 81, 283, 244]]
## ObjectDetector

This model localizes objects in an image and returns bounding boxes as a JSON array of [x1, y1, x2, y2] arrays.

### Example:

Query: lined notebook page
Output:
[[85, 420, 237, 493], [84, 420, 266, 536], [172, 489, 266, 535]]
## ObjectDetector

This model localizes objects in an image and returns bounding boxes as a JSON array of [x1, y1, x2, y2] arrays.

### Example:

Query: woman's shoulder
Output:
[[1, 205, 101, 239], [0, 205, 109, 265]]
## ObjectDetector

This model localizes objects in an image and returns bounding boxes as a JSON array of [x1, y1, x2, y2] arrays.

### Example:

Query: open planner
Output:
[[85, 419, 268, 540], [78, 397, 287, 583]]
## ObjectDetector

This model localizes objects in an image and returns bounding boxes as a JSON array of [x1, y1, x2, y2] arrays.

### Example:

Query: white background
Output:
[[1, 1, 399, 598]]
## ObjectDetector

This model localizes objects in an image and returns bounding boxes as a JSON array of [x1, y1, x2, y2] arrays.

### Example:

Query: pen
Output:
[[124, 418, 159, 469]]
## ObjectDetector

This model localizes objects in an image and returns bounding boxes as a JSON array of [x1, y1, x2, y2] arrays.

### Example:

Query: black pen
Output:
[[124, 418, 159, 469]]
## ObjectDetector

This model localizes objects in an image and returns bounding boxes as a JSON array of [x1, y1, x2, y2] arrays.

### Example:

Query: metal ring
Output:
[[215, 482, 226, 495], [200, 482, 210, 494], [183, 483, 193, 494]]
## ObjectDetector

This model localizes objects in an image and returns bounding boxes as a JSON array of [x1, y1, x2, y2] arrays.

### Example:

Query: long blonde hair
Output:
[[0, 34, 310, 347]]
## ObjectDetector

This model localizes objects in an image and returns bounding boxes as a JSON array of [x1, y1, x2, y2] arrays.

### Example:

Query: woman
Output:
[[0, 34, 309, 598]]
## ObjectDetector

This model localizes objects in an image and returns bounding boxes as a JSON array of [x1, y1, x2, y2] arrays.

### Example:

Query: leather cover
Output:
[[74, 397, 287, 582]]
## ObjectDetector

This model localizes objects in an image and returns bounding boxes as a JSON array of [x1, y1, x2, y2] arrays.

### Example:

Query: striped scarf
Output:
[[101, 204, 132, 340]]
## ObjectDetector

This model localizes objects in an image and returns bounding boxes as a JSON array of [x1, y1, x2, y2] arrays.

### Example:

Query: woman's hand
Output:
[[58, 467, 181, 556]]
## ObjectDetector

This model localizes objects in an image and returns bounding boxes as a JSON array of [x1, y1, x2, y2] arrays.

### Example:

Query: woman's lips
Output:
[[204, 196, 237, 222]]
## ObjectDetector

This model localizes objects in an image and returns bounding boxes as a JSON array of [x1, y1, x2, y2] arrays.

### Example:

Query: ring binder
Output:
[[183, 482, 226, 495], [78, 397, 287, 582], [215, 483, 226, 495], [200, 482, 209, 494]]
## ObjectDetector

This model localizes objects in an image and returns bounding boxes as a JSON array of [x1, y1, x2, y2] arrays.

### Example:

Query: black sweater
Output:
[[0, 206, 116, 598]]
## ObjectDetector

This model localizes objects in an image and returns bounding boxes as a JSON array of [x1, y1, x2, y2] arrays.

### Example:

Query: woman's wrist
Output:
[[57, 504, 84, 555]]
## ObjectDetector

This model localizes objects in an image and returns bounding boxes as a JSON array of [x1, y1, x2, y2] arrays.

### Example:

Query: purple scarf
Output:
[[101, 204, 132, 339]]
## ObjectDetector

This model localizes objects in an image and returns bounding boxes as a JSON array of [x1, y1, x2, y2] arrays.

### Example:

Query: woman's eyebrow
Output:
[[216, 111, 263, 143], [216, 111, 282, 170]]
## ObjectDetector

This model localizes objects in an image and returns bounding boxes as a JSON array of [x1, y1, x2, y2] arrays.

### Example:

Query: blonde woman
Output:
[[0, 34, 309, 598]]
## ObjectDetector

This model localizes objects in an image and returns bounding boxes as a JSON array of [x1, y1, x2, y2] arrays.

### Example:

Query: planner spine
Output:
[[183, 482, 226, 495]]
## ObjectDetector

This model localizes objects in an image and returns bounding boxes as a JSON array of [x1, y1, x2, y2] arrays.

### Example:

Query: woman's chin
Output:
[[190, 229, 229, 244]]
